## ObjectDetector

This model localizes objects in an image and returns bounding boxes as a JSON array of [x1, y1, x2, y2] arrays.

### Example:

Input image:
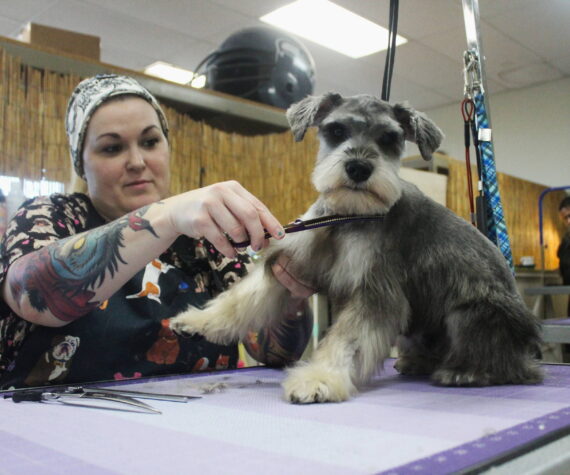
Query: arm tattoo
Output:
[[9, 205, 158, 322]]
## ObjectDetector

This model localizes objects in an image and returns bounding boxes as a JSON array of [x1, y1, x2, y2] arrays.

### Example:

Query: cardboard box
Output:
[[18, 22, 100, 61]]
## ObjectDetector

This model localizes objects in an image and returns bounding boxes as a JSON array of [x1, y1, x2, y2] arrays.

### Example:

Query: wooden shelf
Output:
[[0, 35, 289, 135]]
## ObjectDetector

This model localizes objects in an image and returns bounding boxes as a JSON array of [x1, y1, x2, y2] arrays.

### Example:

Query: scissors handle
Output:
[[11, 391, 44, 403]]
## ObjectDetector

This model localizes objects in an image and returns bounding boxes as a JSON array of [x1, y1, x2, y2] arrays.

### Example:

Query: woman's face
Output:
[[82, 96, 170, 221]]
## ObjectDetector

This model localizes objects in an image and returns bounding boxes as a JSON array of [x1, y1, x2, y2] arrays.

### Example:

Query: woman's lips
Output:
[[125, 180, 151, 190]]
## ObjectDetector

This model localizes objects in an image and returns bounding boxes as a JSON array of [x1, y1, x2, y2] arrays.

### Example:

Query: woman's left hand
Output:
[[271, 254, 315, 299]]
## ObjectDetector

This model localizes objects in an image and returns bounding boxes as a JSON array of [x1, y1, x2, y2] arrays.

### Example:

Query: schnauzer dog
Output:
[[170, 93, 542, 403]]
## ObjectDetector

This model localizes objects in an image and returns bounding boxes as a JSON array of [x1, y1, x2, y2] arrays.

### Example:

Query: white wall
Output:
[[404, 77, 570, 188]]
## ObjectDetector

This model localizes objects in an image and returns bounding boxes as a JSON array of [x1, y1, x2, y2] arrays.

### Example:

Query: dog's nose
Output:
[[344, 160, 373, 183]]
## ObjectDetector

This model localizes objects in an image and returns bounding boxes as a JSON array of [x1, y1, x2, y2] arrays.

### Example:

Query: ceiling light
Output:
[[260, 0, 407, 58], [144, 61, 205, 88]]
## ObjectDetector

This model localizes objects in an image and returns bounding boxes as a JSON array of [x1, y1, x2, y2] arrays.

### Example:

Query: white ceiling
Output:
[[0, 0, 569, 111]]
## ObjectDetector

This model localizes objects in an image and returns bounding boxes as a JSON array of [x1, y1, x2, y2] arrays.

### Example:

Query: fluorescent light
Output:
[[144, 61, 205, 88], [261, 0, 407, 58]]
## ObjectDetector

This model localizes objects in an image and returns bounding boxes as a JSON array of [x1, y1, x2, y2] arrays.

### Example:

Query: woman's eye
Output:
[[143, 138, 160, 148], [101, 144, 122, 154]]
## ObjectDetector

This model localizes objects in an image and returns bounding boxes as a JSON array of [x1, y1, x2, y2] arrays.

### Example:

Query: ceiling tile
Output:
[[483, 0, 570, 60], [80, 0, 254, 40], [209, 0, 291, 17], [477, 0, 545, 18], [554, 54, 570, 76], [389, 77, 454, 111], [392, 0, 464, 40], [392, 42, 463, 90], [0, 0, 59, 21], [317, 57, 385, 97], [481, 77, 508, 96], [495, 62, 563, 89], [420, 22, 542, 76]]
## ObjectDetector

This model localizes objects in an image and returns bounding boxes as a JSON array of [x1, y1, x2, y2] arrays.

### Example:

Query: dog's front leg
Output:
[[169, 263, 289, 345], [283, 300, 395, 403]]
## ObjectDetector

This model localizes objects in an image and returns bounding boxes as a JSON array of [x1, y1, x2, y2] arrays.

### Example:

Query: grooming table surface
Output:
[[2, 362, 570, 474]]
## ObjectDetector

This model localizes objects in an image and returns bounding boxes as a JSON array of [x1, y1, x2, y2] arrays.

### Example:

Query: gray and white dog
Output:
[[170, 93, 542, 403]]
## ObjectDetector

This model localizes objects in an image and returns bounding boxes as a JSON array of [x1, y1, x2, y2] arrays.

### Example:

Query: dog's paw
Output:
[[169, 308, 235, 345], [169, 309, 207, 336], [282, 364, 355, 404], [431, 368, 491, 387]]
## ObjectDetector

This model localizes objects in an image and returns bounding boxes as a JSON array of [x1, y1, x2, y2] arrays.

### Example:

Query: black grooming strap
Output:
[[381, 0, 399, 102], [231, 214, 385, 248]]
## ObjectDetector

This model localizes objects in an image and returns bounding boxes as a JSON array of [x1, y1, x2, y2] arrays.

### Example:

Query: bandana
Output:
[[65, 74, 169, 178]]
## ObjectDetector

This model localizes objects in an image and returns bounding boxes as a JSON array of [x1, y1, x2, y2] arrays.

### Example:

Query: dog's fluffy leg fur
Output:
[[282, 292, 405, 403], [169, 263, 288, 345]]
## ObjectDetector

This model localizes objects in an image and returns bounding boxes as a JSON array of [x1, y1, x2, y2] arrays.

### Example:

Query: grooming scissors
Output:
[[7, 386, 200, 414], [231, 214, 385, 248]]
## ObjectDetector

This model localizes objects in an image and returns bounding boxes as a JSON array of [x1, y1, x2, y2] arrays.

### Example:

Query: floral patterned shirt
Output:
[[0, 193, 250, 389]]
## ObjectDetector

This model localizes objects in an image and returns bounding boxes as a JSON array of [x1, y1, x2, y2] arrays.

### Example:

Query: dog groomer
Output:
[[558, 196, 570, 315], [0, 74, 313, 389]]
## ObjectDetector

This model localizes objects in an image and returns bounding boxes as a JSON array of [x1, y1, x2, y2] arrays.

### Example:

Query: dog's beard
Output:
[[312, 156, 402, 215]]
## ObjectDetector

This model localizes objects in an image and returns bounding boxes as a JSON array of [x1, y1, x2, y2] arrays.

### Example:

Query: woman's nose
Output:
[[126, 146, 146, 170]]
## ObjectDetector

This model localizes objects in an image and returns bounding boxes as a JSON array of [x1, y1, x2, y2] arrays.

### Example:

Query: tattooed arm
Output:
[[1, 203, 178, 327], [2, 181, 286, 327]]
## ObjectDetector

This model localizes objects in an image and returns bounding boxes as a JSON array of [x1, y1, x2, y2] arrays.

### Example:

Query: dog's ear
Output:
[[393, 102, 444, 161], [286, 93, 343, 141]]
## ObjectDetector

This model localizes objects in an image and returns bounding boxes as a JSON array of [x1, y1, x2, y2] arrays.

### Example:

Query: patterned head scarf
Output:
[[65, 74, 169, 178]]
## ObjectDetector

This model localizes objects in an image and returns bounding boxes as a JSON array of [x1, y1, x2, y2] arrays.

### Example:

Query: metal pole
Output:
[[462, 0, 492, 125]]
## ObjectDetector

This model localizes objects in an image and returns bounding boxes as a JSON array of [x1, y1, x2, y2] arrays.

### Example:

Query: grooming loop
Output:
[[461, 98, 476, 226]]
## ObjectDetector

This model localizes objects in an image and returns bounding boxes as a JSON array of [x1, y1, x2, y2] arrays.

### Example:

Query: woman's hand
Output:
[[272, 254, 315, 299], [166, 181, 285, 258]]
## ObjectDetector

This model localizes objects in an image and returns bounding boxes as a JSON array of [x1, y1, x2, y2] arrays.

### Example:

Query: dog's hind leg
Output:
[[169, 263, 289, 345], [283, 297, 403, 403], [432, 297, 543, 386]]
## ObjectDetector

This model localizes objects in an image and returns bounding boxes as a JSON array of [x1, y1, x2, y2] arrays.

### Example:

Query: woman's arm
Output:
[[2, 202, 176, 326], [2, 182, 285, 327]]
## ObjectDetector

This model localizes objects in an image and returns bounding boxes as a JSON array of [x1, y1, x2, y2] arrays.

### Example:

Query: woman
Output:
[[0, 74, 313, 389]]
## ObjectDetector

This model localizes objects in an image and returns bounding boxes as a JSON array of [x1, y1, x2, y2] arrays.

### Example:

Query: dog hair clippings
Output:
[[231, 214, 385, 248]]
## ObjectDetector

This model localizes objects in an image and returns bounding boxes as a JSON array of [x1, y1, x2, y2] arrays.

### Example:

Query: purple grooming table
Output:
[[2, 360, 570, 474]]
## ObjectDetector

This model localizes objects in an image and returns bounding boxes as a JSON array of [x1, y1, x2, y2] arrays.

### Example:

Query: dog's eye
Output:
[[377, 131, 400, 148], [324, 123, 349, 144]]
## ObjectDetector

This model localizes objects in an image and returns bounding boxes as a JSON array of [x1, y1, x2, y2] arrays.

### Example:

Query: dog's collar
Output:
[[231, 214, 385, 248]]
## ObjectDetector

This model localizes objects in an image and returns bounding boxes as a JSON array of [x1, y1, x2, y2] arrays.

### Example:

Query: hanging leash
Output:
[[231, 214, 385, 248], [474, 89, 514, 271], [463, 48, 514, 271]]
